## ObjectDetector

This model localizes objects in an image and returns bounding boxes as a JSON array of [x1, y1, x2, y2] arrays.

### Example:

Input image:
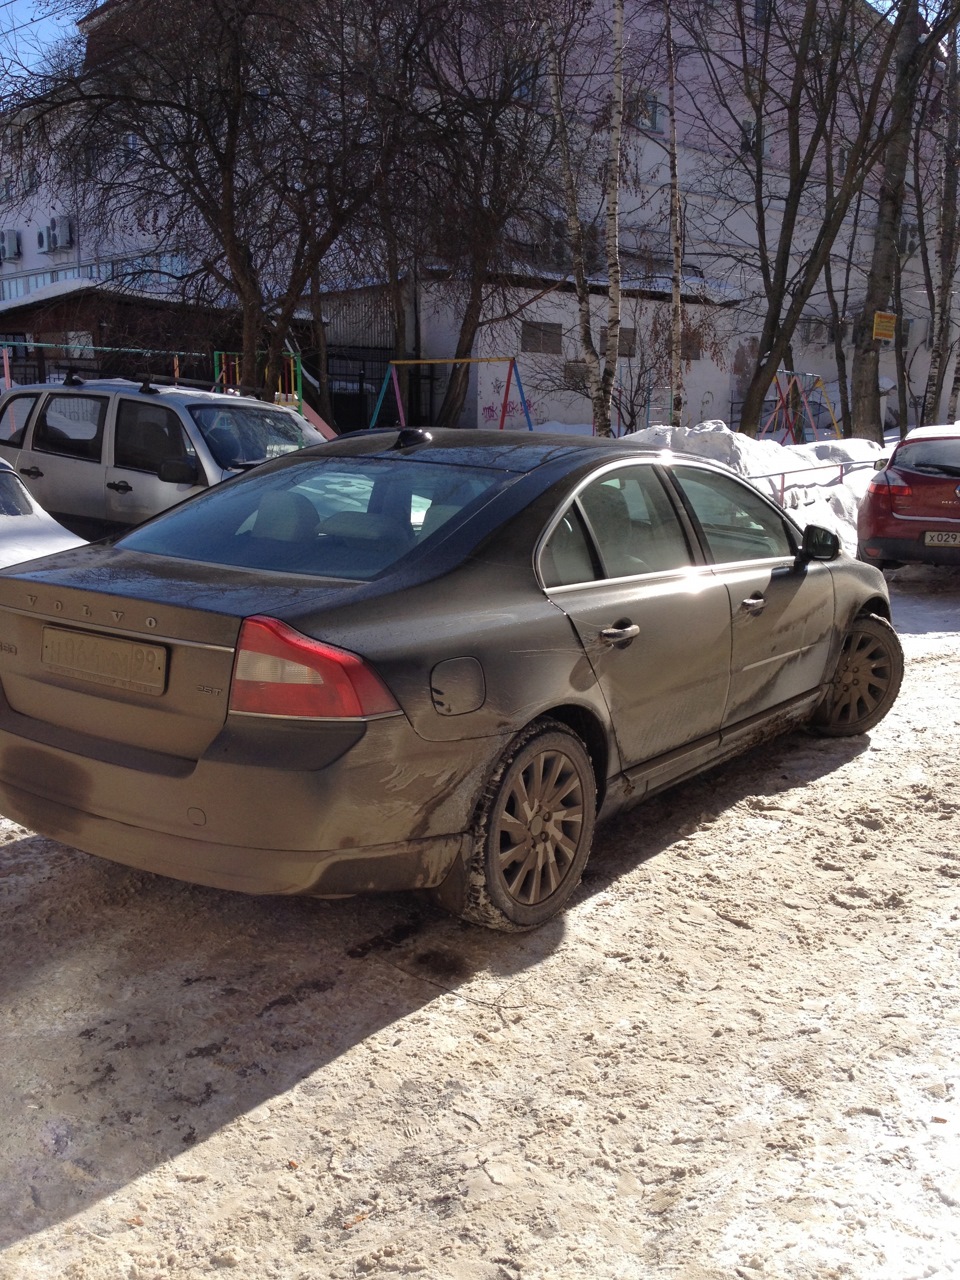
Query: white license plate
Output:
[[924, 530, 960, 547], [41, 626, 167, 694]]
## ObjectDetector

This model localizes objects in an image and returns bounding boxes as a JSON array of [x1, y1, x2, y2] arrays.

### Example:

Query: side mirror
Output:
[[798, 523, 841, 564], [873, 457, 889, 471], [158, 458, 200, 485]]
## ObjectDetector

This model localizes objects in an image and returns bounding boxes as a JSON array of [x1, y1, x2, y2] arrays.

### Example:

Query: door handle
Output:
[[19, 467, 43, 479], [740, 593, 766, 613], [107, 481, 133, 493], [600, 621, 641, 647]]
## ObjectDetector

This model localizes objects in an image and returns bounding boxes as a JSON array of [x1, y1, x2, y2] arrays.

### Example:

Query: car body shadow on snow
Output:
[[0, 841, 562, 1248], [0, 723, 869, 1247]]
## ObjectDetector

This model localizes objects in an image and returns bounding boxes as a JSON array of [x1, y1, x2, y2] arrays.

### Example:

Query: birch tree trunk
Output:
[[849, 0, 920, 441], [667, 7, 683, 427], [546, 0, 624, 437], [922, 37, 959, 422]]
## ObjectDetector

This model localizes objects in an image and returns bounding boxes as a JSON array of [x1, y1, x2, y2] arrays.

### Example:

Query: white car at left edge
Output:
[[0, 457, 86, 568]]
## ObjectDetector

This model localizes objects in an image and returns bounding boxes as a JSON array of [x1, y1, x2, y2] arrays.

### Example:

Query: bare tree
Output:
[[11, 0, 431, 390], [916, 38, 960, 423], [670, 0, 960, 436], [407, 0, 561, 429]]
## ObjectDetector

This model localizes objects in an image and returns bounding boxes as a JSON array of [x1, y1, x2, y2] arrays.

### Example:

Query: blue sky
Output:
[[0, 1, 78, 63]]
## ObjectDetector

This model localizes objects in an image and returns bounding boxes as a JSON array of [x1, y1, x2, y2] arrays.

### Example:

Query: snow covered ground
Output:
[[532, 418, 888, 555]]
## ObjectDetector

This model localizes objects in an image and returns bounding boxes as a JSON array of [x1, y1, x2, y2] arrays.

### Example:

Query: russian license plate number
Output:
[[924, 530, 960, 547], [41, 626, 167, 694]]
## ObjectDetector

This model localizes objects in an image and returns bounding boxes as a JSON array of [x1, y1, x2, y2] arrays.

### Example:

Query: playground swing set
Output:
[[759, 369, 842, 444], [369, 356, 534, 431]]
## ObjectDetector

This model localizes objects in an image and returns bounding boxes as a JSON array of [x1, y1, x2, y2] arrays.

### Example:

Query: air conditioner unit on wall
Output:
[[49, 215, 74, 249], [0, 229, 21, 261], [37, 226, 54, 253]]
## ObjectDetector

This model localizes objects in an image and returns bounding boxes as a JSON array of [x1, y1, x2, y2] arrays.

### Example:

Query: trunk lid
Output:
[[890, 467, 960, 519], [0, 545, 363, 760]]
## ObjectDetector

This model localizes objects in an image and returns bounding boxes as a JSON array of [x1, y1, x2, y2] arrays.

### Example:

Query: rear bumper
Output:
[[0, 708, 496, 896], [0, 773, 466, 894], [858, 535, 960, 567]]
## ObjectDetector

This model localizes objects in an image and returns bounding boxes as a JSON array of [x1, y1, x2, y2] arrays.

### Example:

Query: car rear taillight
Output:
[[867, 474, 912, 498], [229, 615, 399, 718]]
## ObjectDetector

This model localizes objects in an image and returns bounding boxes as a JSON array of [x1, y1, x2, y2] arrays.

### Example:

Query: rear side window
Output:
[[541, 508, 597, 586], [542, 464, 692, 585], [671, 465, 794, 562], [33, 394, 108, 462], [579, 467, 693, 577], [0, 393, 39, 449], [118, 457, 505, 579]]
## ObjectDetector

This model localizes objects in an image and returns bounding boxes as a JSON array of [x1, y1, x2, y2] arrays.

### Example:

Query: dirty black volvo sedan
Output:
[[0, 428, 903, 930]]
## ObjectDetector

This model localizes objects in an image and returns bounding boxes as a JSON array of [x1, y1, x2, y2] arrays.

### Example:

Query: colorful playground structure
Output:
[[759, 370, 842, 444], [369, 357, 534, 431]]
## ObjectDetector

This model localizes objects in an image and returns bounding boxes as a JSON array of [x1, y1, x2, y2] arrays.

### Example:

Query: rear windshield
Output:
[[893, 438, 960, 476], [117, 456, 505, 578], [188, 403, 325, 468]]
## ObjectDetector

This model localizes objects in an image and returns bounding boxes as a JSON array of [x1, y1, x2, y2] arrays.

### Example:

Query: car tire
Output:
[[812, 614, 904, 737], [458, 719, 597, 932]]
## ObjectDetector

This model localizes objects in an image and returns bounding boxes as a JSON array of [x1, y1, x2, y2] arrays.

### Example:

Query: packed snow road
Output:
[[1, 566, 958, 1280]]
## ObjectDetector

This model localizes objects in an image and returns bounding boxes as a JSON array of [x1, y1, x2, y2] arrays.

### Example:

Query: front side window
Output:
[[115, 401, 191, 473], [33, 394, 108, 461], [671, 465, 794, 562], [0, 393, 39, 448]]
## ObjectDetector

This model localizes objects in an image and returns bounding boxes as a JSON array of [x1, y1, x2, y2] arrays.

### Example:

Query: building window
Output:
[[563, 360, 589, 391], [0, 276, 27, 301], [798, 317, 830, 346], [740, 119, 765, 157], [680, 331, 702, 361], [625, 91, 662, 133], [509, 61, 541, 103], [599, 327, 637, 357], [521, 320, 563, 355], [898, 221, 919, 257], [837, 145, 850, 177]]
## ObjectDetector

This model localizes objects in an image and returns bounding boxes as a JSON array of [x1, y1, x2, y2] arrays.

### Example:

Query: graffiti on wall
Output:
[[481, 399, 537, 423]]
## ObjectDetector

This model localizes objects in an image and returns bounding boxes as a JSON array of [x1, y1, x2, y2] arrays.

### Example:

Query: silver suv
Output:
[[0, 378, 328, 536]]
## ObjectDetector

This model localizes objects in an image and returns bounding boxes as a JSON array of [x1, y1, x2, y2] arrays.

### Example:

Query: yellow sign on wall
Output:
[[873, 311, 897, 342]]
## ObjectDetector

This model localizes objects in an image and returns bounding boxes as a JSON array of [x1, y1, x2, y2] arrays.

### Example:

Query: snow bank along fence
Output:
[[753, 456, 877, 509]]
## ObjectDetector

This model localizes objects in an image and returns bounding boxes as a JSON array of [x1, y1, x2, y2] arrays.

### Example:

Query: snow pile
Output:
[[626, 420, 884, 552], [531, 418, 885, 555]]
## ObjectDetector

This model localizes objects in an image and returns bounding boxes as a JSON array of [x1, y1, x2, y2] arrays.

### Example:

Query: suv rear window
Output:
[[893, 438, 960, 476], [118, 457, 504, 578]]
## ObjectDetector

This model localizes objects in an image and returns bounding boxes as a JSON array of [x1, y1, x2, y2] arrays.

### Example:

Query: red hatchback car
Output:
[[858, 425, 960, 568]]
